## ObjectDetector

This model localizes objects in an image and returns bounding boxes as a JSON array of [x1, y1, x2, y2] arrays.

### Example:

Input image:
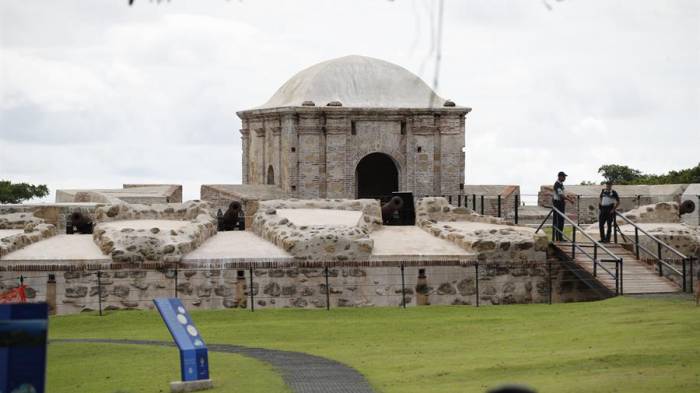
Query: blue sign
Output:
[[153, 298, 209, 382], [0, 303, 49, 393]]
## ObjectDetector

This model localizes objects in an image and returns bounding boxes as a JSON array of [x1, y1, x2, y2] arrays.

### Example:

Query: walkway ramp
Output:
[[538, 206, 692, 297], [553, 241, 680, 294]]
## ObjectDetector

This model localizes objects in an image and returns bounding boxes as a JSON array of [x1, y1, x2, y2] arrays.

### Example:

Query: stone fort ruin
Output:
[[1, 56, 698, 315]]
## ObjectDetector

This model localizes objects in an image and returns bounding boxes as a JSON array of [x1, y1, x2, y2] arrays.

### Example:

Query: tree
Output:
[[0, 181, 50, 204], [597, 163, 700, 185], [598, 164, 642, 185]]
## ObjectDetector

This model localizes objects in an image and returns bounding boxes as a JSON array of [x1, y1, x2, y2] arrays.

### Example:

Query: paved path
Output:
[[53, 338, 375, 393]]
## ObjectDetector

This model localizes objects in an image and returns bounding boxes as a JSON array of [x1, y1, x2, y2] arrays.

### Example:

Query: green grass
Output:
[[47, 343, 288, 393], [49, 296, 700, 393], [543, 225, 575, 240]]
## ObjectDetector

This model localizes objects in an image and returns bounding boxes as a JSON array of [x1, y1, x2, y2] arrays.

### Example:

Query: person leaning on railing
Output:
[[552, 171, 576, 241], [598, 181, 620, 243]]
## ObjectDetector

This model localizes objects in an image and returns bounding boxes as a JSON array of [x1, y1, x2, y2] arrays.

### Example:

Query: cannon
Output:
[[66, 211, 93, 234], [680, 199, 695, 216], [381, 196, 404, 224], [218, 201, 245, 231]]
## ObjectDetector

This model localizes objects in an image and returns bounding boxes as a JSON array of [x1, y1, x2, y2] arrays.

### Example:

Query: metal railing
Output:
[[437, 193, 520, 223], [536, 206, 623, 295], [613, 212, 695, 293]]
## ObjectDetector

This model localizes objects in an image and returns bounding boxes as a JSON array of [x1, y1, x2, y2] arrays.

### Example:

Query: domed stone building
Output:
[[237, 55, 471, 199]]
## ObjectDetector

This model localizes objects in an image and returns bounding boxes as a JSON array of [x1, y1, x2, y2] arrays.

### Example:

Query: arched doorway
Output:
[[267, 165, 275, 185], [355, 153, 398, 198]]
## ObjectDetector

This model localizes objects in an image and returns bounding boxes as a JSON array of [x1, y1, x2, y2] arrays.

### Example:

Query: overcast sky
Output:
[[1, 0, 698, 202]]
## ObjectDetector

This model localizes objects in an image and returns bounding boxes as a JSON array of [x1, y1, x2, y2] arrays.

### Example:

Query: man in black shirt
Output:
[[552, 171, 575, 241], [598, 181, 620, 242]]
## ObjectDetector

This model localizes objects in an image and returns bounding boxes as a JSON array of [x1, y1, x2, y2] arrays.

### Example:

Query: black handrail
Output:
[[613, 212, 695, 292], [536, 207, 622, 290], [615, 213, 688, 259]]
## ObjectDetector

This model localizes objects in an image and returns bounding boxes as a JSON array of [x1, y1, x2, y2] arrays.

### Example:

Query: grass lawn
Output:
[[49, 296, 700, 393], [542, 225, 575, 240], [47, 343, 288, 393]]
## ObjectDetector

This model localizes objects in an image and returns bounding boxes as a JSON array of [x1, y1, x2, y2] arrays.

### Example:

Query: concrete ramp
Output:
[[182, 231, 294, 264], [0, 234, 109, 266], [370, 226, 474, 262]]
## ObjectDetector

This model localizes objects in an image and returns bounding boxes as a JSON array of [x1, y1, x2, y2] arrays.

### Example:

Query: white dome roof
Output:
[[258, 55, 448, 109]]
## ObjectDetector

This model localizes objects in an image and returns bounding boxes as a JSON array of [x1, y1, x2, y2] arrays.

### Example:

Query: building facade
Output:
[[237, 55, 471, 199]]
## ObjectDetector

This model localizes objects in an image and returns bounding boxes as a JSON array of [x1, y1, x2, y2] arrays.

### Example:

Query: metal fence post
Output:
[[615, 260, 619, 296], [97, 271, 103, 317], [690, 258, 694, 294], [657, 243, 663, 276], [249, 267, 255, 312], [514, 194, 519, 224], [548, 259, 553, 305], [324, 266, 330, 311], [497, 195, 502, 218], [619, 258, 624, 295], [576, 195, 581, 225], [457, 195, 462, 207], [472, 194, 476, 210], [475, 263, 480, 307], [174, 266, 179, 298], [682, 259, 687, 292], [400, 264, 406, 308], [480, 195, 485, 215]]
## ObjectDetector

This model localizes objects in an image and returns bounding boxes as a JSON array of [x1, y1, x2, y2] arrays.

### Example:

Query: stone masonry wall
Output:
[[416, 197, 549, 262], [252, 199, 382, 261], [0, 211, 56, 257], [92, 201, 217, 264], [239, 108, 468, 199], [1, 262, 600, 315]]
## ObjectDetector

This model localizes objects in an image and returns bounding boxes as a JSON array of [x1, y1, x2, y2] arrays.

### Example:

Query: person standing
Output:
[[552, 171, 575, 241], [598, 181, 620, 242]]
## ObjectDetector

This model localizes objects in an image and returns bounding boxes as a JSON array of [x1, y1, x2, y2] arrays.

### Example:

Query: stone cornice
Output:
[[237, 106, 472, 120]]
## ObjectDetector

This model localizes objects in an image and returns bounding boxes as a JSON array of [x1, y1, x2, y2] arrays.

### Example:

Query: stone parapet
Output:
[[416, 197, 548, 262], [252, 199, 382, 261]]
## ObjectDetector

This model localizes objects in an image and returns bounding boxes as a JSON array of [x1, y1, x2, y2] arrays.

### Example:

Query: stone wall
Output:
[[0, 203, 98, 233], [0, 215, 56, 258], [252, 199, 382, 261], [92, 201, 217, 264], [1, 261, 601, 315], [416, 197, 549, 262], [621, 202, 680, 224], [238, 107, 469, 199]]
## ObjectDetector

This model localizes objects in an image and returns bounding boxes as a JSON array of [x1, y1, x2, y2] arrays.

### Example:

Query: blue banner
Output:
[[153, 298, 209, 382], [0, 303, 49, 393]]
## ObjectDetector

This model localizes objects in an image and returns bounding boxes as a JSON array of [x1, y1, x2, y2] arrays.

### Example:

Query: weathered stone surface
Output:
[[92, 201, 217, 264], [0, 212, 44, 229], [214, 285, 232, 297], [251, 199, 381, 261], [263, 282, 281, 297], [415, 197, 547, 262], [111, 285, 130, 298], [176, 283, 193, 296], [65, 286, 88, 298], [437, 282, 456, 295], [0, 214, 56, 258], [621, 202, 680, 224]]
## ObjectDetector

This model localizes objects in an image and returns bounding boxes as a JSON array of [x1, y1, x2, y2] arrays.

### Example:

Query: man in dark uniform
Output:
[[598, 181, 620, 242], [552, 171, 574, 241]]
